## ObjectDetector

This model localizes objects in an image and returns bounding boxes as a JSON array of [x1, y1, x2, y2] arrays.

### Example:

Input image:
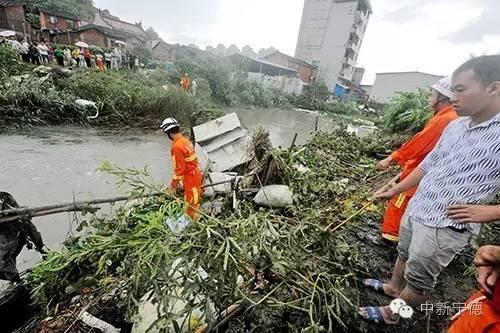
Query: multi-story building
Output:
[[295, 0, 372, 92]]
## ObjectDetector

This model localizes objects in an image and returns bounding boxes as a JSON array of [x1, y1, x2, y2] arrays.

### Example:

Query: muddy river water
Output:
[[0, 108, 336, 273], [1, 127, 173, 273]]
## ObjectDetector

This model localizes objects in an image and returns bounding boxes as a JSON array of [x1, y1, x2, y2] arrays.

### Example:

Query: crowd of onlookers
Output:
[[0, 36, 140, 71]]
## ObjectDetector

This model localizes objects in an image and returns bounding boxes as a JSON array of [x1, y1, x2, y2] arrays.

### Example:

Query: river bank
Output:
[[0, 107, 355, 273], [1, 125, 490, 333]]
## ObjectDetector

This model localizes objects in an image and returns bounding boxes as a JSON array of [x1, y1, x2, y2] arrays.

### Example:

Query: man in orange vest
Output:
[[375, 77, 458, 245], [448, 244, 500, 333], [180, 73, 191, 92], [161, 118, 202, 218]]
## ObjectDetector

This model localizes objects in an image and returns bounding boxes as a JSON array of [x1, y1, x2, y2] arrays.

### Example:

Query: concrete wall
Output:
[[318, 1, 356, 88], [248, 72, 305, 95], [295, 0, 370, 92], [231, 108, 318, 147], [370, 72, 443, 103], [352, 67, 365, 85], [360, 84, 372, 95]]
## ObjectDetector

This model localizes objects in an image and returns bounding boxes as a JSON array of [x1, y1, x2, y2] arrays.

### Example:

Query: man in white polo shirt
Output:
[[360, 55, 500, 325]]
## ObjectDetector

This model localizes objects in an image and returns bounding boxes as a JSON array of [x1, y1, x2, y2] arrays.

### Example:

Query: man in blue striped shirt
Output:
[[360, 55, 500, 325]]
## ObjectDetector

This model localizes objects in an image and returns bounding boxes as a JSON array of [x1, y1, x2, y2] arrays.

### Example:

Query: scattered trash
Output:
[[293, 163, 310, 173], [347, 124, 378, 138], [79, 311, 121, 333], [131, 258, 214, 333], [75, 99, 99, 119], [164, 215, 190, 235], [253, 185, 294, 208]]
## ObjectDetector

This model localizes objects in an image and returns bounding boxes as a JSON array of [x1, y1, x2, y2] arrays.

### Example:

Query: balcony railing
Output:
[[351, 24, 364, 37]]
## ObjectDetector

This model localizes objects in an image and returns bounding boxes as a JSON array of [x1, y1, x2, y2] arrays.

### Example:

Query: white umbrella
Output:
[[114, 40, 127, 45], [75, 41, 89, 48], [0, 30, 16, 37]]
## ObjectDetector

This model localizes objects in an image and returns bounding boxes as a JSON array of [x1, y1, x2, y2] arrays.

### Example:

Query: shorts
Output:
[[397, 215, 471, 295]]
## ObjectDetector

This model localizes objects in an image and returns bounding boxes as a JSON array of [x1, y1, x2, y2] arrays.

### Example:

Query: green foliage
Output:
[[22, 130, 486, 332], [321, 100, 358, 116], [0, 68, 219, 130], [0, 45, 374, 130], [25, 0, 94, 19], [26, 131, 386, 332], [287, 81, 367, 122], [383, 89, 432, 134], [193, 77, 212, 103], [0, 45, 24, 80], [25, 13, 41, 30], [234, 76, 290, 107], [0, 77, 84, 128], [293, 81, 330, 110], [132, 43, 153, 65], [170, 55, 291, 108], [145, 26, 160, 41], [62, 70, 204, 128]]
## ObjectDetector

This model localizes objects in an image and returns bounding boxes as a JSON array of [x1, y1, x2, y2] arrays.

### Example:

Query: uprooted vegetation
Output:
[[382, 90, 432, 135], [11, 129, 490, 333], [0, 66, 221, 130], [0, 44, 380, 131]]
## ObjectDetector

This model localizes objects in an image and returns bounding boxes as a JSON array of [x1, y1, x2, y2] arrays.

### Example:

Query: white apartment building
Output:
[[295, 0, 372, 92]]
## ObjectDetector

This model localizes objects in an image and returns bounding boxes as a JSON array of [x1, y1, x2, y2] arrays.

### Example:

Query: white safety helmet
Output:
[[160, 117, 180, 133], [431, 76, 453, 99]]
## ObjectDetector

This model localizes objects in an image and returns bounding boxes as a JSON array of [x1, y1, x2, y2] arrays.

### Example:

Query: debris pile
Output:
[[12, 129, 481, 333]]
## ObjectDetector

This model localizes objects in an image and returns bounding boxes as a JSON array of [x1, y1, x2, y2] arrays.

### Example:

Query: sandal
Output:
[[359, 306, 398, 324], [362, 278, 393, 298]]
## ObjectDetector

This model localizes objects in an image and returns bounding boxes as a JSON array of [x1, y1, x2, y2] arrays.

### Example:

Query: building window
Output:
[[49, 16, 58, 24], [312, 60, 320, 67], [67, 20, 74, 29]]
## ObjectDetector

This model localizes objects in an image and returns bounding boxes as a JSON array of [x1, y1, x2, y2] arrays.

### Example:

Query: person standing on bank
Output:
[[374, 77, 458, 246], [359, 55, 500, 326]]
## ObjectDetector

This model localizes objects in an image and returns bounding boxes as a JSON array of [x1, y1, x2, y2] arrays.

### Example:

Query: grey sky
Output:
[[94, 0, 500, 84]]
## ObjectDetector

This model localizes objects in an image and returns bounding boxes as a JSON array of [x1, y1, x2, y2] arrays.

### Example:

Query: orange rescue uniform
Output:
[[170, 134, 202, 218], [448, 284, 500, 333], [181, 75, 190, 92], [381, 105, 458, 242]]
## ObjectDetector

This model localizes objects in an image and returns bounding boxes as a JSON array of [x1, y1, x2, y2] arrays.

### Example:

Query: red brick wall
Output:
[[40, 12, 79, 31], [153, 44, 174, 62], [0, 8, 8, 30], [264, 53, 316, 83], [1, 5, 26, 32], [297, 65, 315, 84], [77, 29, 109, 48]]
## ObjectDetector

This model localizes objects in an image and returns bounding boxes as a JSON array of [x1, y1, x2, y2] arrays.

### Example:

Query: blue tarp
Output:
[[333, 84, 348, 98]]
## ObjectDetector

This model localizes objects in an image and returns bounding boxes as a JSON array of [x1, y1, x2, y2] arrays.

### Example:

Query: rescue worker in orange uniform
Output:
[[448, 244, 500, 333], [180, 73, 191, 92], [161, 118, 202, 218], [375, 77, 458, 245]]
